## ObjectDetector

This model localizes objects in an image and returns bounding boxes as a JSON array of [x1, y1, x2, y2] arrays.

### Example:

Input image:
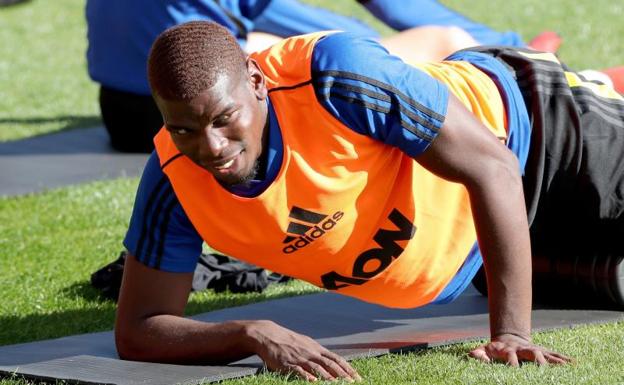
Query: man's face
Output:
[[155, 59, 268, 186]]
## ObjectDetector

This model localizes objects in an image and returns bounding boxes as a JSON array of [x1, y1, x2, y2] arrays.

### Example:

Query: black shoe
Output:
[[90, 251, 127, 301]]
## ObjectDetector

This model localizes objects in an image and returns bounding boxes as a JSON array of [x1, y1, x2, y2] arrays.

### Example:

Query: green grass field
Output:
[[0, 0, 100, 141], [1, 0, 624, 384], [1, 0, 623, 142]]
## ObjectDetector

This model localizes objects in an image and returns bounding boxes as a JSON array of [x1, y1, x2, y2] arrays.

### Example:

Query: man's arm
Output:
[[115, 253, 252, 364], [119, 153, 359, 380], [416, 94, 569, 365], [309, 31, 570, 365], [115, 253, 360, 381]]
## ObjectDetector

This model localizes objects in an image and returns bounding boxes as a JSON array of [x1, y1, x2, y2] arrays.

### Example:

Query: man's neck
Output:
[[255, 100, 271, 181]]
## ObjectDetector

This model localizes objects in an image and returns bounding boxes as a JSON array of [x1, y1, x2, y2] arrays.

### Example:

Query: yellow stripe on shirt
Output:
[[565, 71, 623, 101]]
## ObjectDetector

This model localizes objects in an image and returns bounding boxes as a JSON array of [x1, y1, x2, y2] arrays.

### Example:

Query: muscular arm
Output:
[[118, 153, 359, 380], [418, 94, 531, 338], [310, 32, 569, 365], [115, 253, 255, 364], [417, 94, 567, 365], [115, 254, 360, 380]]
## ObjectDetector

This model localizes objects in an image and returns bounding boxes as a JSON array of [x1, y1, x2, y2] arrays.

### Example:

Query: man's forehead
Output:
[[203, 70, 244, 99], [197, 73, 245, 111], [158, 75, 242, 119]]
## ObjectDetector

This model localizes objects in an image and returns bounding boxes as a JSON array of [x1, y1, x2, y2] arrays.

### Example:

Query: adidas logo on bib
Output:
[[282, 206, 344, 254]]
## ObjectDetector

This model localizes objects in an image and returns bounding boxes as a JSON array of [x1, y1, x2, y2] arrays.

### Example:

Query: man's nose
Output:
[[200, 129, 228, 158]]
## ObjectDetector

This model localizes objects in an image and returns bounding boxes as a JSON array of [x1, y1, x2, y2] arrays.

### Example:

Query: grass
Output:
[[444, 0, 624, 70], [1, 0, 622, 141], [0, 0, 100, 142], [1, 0, 624, 384]]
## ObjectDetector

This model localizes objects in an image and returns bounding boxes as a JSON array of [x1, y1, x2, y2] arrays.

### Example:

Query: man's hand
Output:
[[246, 320, 361, 382], [469, 333, 572, 366]]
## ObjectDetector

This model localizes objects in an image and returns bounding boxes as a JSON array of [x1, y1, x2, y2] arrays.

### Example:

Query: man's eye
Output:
[[169, 127, 189, 135], [214, 114, 231, 127]]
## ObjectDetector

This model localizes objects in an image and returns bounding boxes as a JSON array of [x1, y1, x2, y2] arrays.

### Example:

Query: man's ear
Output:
[[246, 57, 267, 100]]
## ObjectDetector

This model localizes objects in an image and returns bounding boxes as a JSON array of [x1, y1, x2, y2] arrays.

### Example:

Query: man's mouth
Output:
[[214, 158, 235, 170], [210, 150, 243, 172]]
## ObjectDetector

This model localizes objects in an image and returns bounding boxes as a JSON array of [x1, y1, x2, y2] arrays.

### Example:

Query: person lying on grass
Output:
[[116, 21, 624, 381]]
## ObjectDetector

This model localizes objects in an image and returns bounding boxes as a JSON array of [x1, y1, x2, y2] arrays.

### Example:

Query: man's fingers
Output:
[[302, 361, 334, 381], [527, 349, 548, 366], [544, 354, 567, 365], [544, 351, 572, 365], [471, 341, 572, 367], [314, 356, 353, 380], [516, 348, 571, 366], [487, 345, 520, 367], [546, 351, 574, 363], [468, 347, 491, 363], [321, 351, 361, 380], [284, 364, 317, 382]]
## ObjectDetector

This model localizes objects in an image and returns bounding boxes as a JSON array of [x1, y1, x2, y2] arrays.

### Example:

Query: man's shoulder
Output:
[[310, 32, 401, 80], [135, 152, 172, 201], [251, 32, 332, 88], [311, 31, 383, 65]]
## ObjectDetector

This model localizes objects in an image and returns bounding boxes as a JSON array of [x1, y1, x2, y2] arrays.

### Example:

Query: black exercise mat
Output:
[[1, 289, 622, 385], [0, 127, 149, 196]]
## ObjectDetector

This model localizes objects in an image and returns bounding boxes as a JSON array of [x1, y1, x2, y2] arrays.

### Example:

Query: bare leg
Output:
[[245, 32, 284, 53], [380, 26, 478, 63]]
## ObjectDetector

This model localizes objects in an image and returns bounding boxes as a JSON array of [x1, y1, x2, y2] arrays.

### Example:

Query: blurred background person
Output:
[[87, 0, 551, 153]]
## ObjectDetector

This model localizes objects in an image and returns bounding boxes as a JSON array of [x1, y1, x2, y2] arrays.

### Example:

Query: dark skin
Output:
[[116, 57, 571, 381], [155, 67, 268, 187]]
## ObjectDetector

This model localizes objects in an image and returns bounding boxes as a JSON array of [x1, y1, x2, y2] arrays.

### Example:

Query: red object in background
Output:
[[602, 66, 624, 94], [528, 31, 563, 53]]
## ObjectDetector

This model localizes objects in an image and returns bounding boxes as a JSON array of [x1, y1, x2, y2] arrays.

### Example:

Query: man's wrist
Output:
[[238, 320, 271, 355], [492, 331, 532, 343]]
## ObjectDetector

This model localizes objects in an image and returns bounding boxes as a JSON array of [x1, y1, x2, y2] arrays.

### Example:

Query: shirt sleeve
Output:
[[311, 32, 449, 157], [251, 0, 379, 38], [123, 152, 203, 273]]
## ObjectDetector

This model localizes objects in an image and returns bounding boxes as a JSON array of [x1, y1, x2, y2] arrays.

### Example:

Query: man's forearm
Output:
[[417, 94, 567, 364], [467, 155, 532, 340], [116, 315, 258, 364], [117, 246, 360, 378]]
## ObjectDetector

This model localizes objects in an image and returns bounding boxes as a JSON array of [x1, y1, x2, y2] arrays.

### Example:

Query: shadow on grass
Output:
[[0, 280, 317, 346], [0, 283, 317, 347], [60, 279, 321, 320], [0, 307, 116, 347], [0, 0, 31, 7], [60, 281, 112, 304], [0, 115, 101, 132], [0, 282, 117, 346]]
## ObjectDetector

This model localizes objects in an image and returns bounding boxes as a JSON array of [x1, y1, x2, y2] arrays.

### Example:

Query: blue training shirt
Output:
[[86, 0, 270, 95]]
